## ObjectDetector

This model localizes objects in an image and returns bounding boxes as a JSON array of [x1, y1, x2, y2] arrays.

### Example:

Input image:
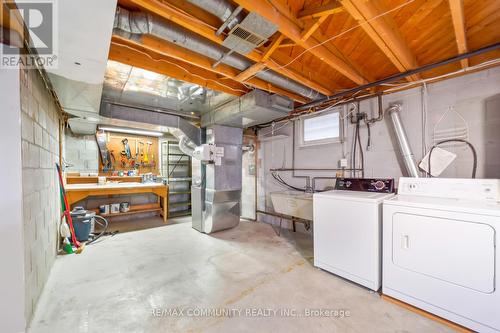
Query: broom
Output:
[[56, 163, 84, 253]]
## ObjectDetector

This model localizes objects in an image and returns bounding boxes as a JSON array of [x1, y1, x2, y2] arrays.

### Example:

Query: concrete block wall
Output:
[[64, 129, 99, 173], [20, 67, 61, 322], [257, 67, 500, 232]]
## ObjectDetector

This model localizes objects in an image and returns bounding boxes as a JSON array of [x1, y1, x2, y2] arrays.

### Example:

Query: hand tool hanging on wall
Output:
[[138, 141, 145, 166], [96, 131, 112, 171], [120, 152, 128, 168], [144, 141, 152, 164], [122, 138, 132, 159]]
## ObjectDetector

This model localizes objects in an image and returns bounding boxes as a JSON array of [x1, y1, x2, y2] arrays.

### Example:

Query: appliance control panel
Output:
[[335, 178, 395, 193], [398, 177, 500, 202]]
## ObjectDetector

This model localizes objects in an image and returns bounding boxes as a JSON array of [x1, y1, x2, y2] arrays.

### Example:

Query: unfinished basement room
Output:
[[1, 0, 500, 332]]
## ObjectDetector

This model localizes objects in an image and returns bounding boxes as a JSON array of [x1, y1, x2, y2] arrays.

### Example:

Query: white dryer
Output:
[[383, 177, 500, 333], [314, 178, 395, 291]]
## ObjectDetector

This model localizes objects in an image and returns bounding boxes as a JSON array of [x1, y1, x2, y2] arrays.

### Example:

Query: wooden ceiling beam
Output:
[[126, 0, 332, 96], [109, 42, 247, 96], [262, 34, 285, 61], [340, 0, 420, 80], [448, 0, 469, 68], [112, 34, 309, 103], [0, 0, 24, 46], [232, 0, 367, 85], [300, 15, 329, 41], [277, 42, 296, 48], [298, 1, 344, 20], [234, 62, 267, 82]]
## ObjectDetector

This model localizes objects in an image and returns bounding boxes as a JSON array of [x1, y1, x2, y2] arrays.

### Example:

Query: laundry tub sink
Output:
[[270, 191, 313, 220]]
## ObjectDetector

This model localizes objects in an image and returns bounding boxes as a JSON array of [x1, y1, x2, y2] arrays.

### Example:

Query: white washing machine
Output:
[[314, 178, 395, 291], [383, 177, 500, 333]]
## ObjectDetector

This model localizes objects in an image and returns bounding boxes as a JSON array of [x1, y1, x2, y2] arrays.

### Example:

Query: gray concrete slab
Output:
[[29, 219, 454, 333]]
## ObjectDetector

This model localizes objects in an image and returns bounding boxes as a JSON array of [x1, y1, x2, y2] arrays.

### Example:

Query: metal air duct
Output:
[[113, 7, 324, 100], [186, 0, 244, 31], [100, 101, 201, 146], [387, 104, 420, 178], [201, 89, 293, 128]]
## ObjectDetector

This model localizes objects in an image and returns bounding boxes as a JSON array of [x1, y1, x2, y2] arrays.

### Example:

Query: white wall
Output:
[[257, 67, 500, 230], [0, 64, 26, 332]]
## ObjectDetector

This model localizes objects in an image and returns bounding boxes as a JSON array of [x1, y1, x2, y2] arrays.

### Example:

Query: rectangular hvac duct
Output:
[[222, 12, 278, 55], [201, 90, 293, 128]]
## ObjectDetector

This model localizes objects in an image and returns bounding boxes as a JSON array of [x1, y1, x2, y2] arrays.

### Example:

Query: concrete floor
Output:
[[29, 219, 454, 333]]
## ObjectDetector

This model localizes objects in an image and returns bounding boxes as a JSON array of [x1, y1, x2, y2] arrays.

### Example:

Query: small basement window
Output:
[[299, 109, 342, 146]]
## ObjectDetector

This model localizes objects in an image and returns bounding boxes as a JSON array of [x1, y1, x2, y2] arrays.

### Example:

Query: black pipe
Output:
[[270, 168, 361, 171], [296, 43, 500, 111], [256, 210, 312, 222]]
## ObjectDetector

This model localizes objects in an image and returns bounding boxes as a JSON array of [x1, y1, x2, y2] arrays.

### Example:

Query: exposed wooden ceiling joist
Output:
[[234, 35, 285, 83], [300, 15, 329, 41], [234, 62, 267, 82], [125, 0, 333, 96], [448, 0, 469, 68], [111, 34, 309, 103], [339, 0, 420, 81], [297, 1, 344, 20], [231, 0, 368, 85], [0, 0, 24, 46], [262, 34, 286, 61]]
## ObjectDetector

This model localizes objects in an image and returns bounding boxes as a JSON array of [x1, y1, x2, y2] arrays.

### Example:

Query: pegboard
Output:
[[98, 132, 159, 175]]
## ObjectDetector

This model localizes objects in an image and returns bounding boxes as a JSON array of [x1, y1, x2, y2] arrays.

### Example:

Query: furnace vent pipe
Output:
[[387, 104, 420, 178], [176, 133, 197, 157]]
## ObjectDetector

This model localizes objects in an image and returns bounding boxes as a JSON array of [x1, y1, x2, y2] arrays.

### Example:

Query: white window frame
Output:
[[298, 108, 343, 147]]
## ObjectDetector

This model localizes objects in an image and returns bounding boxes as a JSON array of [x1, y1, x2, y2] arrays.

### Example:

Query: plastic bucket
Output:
[[73, 218, 92, 241]]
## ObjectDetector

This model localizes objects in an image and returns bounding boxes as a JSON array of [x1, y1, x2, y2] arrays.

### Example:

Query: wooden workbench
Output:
[[65, 182, 169, 223], [66, 176, 143, 184]]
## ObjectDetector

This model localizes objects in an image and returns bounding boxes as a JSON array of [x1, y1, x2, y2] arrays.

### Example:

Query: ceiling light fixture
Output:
[[98, 126, 164, 137]]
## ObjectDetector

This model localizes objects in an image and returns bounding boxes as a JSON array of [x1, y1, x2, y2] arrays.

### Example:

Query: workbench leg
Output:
[[162, 195, 168, 223]]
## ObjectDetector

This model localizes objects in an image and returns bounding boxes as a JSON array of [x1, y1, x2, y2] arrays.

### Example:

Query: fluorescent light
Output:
[[98, 126, 164, 137]]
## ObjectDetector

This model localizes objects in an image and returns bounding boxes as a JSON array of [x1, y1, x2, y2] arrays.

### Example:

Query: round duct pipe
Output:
[[113, 7, 325, 101], [387, 104, 420, 178]]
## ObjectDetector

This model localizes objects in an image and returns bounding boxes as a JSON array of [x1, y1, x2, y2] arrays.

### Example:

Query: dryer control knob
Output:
[[374, 181, 386, 190]]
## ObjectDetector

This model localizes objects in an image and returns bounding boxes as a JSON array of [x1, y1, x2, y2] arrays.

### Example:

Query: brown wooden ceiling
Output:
[[111, 0, 500, 104]]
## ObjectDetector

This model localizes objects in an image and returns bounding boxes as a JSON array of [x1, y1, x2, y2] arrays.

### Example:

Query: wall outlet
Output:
[[339, 158, 348, 168]]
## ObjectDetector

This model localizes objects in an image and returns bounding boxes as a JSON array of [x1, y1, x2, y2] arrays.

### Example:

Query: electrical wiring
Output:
[[352, 121, 357, 178], [271, 172, 304, 192], [272, 172, 330, 193], [255, 91, 375, 130], [242, 0, 416, 84], [110, 41, 249, 94], [421, 82, 429, 162], [286, 57, 500, 117], [356, 120, 365, 178], [366, 123, 371, 151], [382, 58, 500, 93]]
